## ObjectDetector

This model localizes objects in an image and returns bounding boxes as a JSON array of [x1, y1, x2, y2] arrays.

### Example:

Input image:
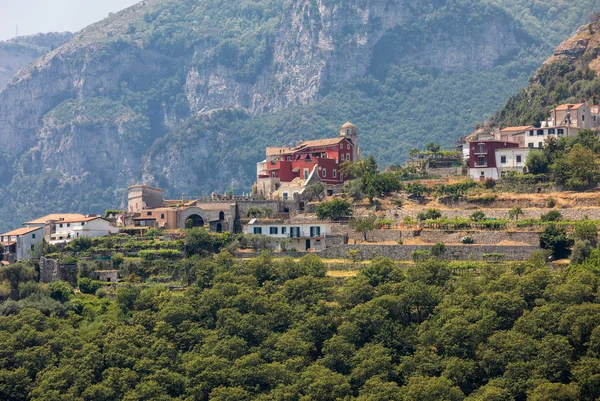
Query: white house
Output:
[[1, 226, 44, 262], [495, 147, 530, 176], [49, 216, 119, 244], [524, 126, 578, 149], [243, 220, 334, 251]]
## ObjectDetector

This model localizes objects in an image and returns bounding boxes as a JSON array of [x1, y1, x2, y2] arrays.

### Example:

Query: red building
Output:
[[469, 140, 519, 180], [255, 122, 360, 198]]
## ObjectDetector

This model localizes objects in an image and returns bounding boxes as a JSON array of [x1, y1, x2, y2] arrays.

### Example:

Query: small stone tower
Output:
[[340, 122, 360, 161]]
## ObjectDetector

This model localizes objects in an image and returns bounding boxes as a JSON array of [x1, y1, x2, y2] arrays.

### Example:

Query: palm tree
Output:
[[509, 206, 524, 221]]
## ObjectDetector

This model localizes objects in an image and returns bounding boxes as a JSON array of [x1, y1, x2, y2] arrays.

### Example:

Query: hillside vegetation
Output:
[[3, 249, 600, 400], [0, 0, 598, 231], [492, 16, 600, 127]]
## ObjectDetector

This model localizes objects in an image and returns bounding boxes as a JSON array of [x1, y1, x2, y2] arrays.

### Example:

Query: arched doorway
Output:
[[186, 214, 204, 228], [216, 223, 223, 233], [219, 211, 225, 221]]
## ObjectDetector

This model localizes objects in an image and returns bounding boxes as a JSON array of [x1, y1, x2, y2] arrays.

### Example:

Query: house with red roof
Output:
[[255, 122, 360, 199], [1, 226, 44, 262]]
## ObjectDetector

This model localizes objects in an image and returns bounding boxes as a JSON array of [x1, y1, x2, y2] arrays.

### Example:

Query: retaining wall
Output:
[[318, 244, 539, 261], [389, 207, 600, 221]]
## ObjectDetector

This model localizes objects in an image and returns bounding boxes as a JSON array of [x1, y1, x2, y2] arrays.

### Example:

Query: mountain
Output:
[[0, 32, 73, 91], [492, 15, 600, 127], [0, 0, 598, 231]]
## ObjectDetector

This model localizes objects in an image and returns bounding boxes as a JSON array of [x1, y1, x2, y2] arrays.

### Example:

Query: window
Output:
[[290, 227, 300, 238], [32, 234, 36, 239], [270, 227, 278, 235], [516, 155, 522, 163], [333, 170, 337, 178], [594, 116, 597, 122], [538, 142, 543, 148], [529, 130, 534, 136], [346, 129, 350, 135], [282, 193, 288, 200], [59, 224, 63, 228], [558, 129, 564, 135], [582, 115, 585, 121], [500, 156, 507, 164], [147, 212, 152, 216], [537, 130, 544, 136], [282, 227, 287, 235], [304, 168, 309, 179], [67, 223, 70, 227], [346, 153, 350, 160], [322, 169, 326, 178], [341, 154, 345, 161], [253, 227, 262, 234], [548, 129, 555, 135], [161, 214, 165, 219], [310, 226, 321, 237]]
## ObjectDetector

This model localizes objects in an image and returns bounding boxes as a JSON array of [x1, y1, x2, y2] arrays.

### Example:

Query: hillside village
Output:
[[3, 107, 600, 285]]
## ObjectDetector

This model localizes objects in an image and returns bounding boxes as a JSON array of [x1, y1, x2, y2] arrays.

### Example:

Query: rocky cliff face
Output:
[[0, 32, 72, 92], [0, 0, 596, 230]]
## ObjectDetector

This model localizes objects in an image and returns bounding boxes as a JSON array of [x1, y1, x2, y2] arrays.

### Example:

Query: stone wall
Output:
[[318, 244, 539, 261], [428, 167, 464, 177], [39, 257, 77, 284], [418, 230, 540, 245], [390, 207, 600, 221]]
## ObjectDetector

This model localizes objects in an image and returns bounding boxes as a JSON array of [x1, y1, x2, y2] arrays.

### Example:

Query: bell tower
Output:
[[340, 122, 360, 161]]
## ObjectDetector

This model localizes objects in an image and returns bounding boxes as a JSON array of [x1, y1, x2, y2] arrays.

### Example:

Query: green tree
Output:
[[540, 224, 573, 259], [541, 210, 562, 222], [349, 215, 378, 242], [551, 144, 600, 190], [316, 199, 353, 221], [508, 206, 524, 221], [0, 263, 36, 295], [526, 149, 549, 174], [571, 240, 593, 264], [470, 211, 486, 221], [573, 220, 598, 244], [48, 281, 73, 303]]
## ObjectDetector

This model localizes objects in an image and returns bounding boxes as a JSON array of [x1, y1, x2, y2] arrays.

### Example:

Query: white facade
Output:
[[50, 217, 119, 244], [244, 222, 333, 238], [524, 126, 578, 149], [0, 227, 44, 262], [496, 147, 530, 176], [469, 167, 499, 181]]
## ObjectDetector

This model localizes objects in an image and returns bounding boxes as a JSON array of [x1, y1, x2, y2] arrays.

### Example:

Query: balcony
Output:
[[474, 162, 488, 168], [473, 149, 488, 155]]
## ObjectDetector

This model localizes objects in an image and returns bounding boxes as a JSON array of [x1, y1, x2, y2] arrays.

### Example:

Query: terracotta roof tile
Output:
[[500, 126, 533, 132], [26, 214, 86, 225], [553, 103, 585, 111], [2, 227, 43, 236]]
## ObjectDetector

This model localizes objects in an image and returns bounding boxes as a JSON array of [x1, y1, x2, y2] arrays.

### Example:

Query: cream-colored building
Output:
[[495, 147, 530, 176], [546, 103, 599, 130]]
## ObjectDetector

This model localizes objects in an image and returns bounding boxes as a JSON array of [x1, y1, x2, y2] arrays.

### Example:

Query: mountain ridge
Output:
[[0, 0, 597, 231]]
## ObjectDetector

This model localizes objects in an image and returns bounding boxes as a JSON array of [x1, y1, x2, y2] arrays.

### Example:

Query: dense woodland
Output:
[[2, 248, 600, 400]]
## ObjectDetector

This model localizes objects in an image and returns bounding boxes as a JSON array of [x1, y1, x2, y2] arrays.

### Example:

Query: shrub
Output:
[[139, 249, 181, 260], [316, 199, 353, 221], [483, 178, 496, 189], [48, 281, 73, 303], [104, 209, 124, 218], [411, 250, 430, 263], [540, 224, 573, 259], [470, 211, 486, 222], [431, 242, 447, 257], [482, 253, 506, 262], [546, 197, 557, 208], [461, 236, 475, 244], [417, 209, 442, 221], [95, 288, 107, 298], [571, 240, 593, 264], [541, 210, 562, 222], [573, 220, 598, 244], [78, 278, 102, 295]]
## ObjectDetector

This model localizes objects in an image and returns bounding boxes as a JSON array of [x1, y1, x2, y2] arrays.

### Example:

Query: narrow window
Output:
[[270, 227, 278, 235], [161, 214, 165, 219], [529, 130, 534, 136], [282, 227, 287, 235], [500, 156, 506, 164], [32, 234, 36, 239], [516, 155, 522, 163], [346, 153, 350, 160], [322, 169, 326, 178], [303, 169, 309, 179], [333, 170, 337, 178]]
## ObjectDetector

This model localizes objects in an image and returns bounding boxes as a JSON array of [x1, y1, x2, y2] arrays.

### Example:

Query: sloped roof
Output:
[[298, 137, 345, 148], [26, 213, 86, 225], [57, 216, 104, 224], [500, 126, 533, 132], [553, 103, 585, 111], [2, 226, 43, 236]]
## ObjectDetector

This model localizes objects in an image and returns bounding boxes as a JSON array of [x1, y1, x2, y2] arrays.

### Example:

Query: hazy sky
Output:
[[0, 0, 140, 41]]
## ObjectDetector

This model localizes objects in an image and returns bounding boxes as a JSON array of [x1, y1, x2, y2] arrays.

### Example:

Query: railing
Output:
[[473, 150, 488, 155], [474, 162, 488, 167]]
